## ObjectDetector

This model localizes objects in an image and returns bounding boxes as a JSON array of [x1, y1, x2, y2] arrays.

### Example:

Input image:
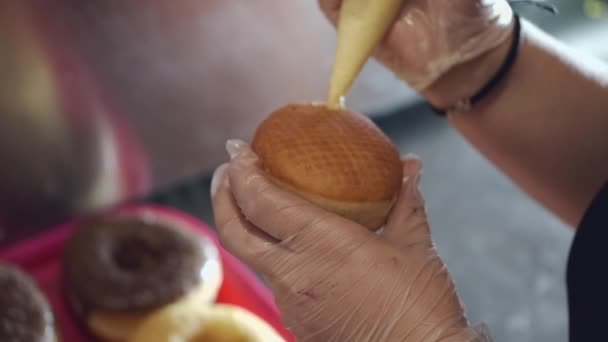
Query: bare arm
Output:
[[424, 21, 608, 227]]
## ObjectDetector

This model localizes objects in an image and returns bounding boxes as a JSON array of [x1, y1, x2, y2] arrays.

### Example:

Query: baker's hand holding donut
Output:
[[213, 0, 608, 340], [212, 142, 490, 341]]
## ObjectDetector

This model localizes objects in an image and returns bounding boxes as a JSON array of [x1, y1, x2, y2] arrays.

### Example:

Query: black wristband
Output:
[[429, 14, 522, 116]]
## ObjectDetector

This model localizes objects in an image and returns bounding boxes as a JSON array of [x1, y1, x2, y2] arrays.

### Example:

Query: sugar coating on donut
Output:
[[0, 264, 55, 342]]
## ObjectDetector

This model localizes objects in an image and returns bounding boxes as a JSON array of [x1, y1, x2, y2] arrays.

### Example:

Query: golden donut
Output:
[[252, 103, 403, 230], [128, 303, 285, 342], [87, 281, 221, 341]]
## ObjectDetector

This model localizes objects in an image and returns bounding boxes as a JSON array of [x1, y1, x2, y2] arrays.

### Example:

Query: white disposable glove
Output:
[[319, 0, 514, 90], [211, 140, 492, 341]]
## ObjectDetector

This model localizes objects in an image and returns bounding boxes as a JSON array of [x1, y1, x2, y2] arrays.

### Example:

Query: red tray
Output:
[[0, 204, 294, 341]]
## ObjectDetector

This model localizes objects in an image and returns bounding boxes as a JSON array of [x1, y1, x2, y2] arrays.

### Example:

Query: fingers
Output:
[[317, 0, 341, 25], [225, 139, 366, 243], [215, 139, 373, 279], [383, 155, 431, 248], [210, 163, 283, 274]]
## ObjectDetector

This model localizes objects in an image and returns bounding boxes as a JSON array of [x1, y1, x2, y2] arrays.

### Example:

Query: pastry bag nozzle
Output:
[[327, 0, 403, 109]]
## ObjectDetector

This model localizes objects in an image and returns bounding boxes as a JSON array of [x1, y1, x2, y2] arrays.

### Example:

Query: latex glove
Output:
[[319, 0, 514, 90], [211, 140, 492, 341]]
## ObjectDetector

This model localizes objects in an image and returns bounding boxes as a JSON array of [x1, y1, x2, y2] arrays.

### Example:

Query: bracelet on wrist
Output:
[[429, 14, 522, 117]]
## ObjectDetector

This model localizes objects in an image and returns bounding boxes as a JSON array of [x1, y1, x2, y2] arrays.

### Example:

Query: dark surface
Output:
[[147, 102, 572, 342], [567, 182, 608, 341]]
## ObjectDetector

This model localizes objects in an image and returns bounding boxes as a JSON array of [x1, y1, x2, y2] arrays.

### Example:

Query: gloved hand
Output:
[[319, 0, 514, 91], [211, 140, 492, 341]]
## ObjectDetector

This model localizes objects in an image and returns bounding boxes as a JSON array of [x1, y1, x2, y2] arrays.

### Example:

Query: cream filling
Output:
[[327, 0, 403, 108]]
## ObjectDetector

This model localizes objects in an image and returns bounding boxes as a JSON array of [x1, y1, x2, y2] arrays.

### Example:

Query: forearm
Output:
[[424, 20, 608, 227]]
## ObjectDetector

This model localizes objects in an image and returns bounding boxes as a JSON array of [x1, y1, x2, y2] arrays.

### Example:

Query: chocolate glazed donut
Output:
[[63, 217, 209, 314], [0, 264, 56, 342]]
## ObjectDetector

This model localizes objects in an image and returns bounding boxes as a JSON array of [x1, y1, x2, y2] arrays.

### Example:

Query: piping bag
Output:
[[327, 0, 403, 108]]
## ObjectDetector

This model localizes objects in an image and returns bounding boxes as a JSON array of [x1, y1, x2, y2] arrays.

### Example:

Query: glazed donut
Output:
[[129, 302, 285, 342], [63, 215, 222, 341], [0, 264, 56, 342]]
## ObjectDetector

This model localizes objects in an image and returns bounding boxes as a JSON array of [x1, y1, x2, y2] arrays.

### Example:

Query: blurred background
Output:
[[1, 1, 607, 341]]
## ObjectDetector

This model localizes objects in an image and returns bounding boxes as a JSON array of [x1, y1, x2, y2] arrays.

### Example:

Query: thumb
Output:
[[382, 156, 431, 249]]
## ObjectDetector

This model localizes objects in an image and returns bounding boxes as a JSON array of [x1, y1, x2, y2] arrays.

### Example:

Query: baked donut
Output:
[[252, 103, 403, 230], [0, 264, 56, 342], [129, 302, 285, 342], [63, 215, 222, 341]]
